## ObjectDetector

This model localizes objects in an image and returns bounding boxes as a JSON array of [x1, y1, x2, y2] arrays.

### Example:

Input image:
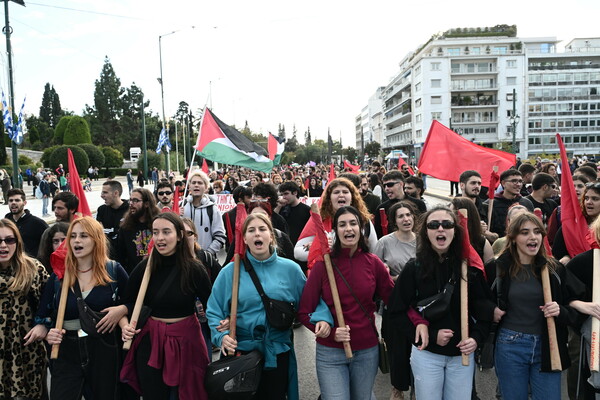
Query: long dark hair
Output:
[[38, 222, 69, 272], [121, 188, 160, 231], [416, 206, 464, 279], [331, 206, 369, 256], [387, 201, 418, 232], [451, 197, 484, 256], [148, 212, 208, 293]]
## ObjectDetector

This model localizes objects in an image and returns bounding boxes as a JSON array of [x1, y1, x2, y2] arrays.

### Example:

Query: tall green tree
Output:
[[304, 127, 311, 145], [39, 83, 63, 127]]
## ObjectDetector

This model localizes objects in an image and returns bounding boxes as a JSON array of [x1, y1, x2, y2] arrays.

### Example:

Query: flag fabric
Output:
[[533, 209, 553, 256], [1, 90, 12, 136], [327, 129, 333, 161], [268, 132, 285, 165], [298, 215, 333, 269], [234, 202, 248, 256], [557, 133, 591, 257], [14, 96, 25, 145], [488, 169, 500, 200], [343, 160, 359, 173], [156, 127, 171, 154], [171, 187, 180, 215], [67, 149, 92, 217], [458, 211, 485, 276], [418, 121, 516, 187], [397, 157, 415, 175], [201, 159, 209, 174], [379, 208, 389, 236], [50, 240, 67, 279], [328, 163, 336, 184], [195, 108, 274, 173]]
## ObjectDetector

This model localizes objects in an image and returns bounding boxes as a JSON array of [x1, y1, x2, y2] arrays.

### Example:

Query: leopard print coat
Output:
[[0, 260, 49, 399]]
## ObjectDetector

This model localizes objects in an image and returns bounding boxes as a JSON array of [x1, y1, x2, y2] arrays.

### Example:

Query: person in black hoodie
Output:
[[96, 180, 129, 259], [4, 188, 48, 257], [488, 212, 584, 400]]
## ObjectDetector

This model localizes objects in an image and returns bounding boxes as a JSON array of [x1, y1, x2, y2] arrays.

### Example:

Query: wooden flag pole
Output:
[[50, 269, 71, 359], [591, 249, 600, 371], [458, 208, 469, 366], [541, 264, 562, 371], [123, 250, 153, 350], [228, 252, 241, 356], [311, 203, 353, 359]]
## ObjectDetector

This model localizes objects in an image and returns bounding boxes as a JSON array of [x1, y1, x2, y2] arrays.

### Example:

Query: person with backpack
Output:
[[33, 217, 130, 400]]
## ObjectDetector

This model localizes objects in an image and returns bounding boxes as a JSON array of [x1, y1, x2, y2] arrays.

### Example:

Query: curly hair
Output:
[[319, 178, 371, 222]]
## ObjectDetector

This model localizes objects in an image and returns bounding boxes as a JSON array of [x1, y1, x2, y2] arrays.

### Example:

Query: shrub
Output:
[[138, 150, 163, 171], [64, 116, 92, 145], [54, 116, 72, 145], [101, 146, 124, 168], [49, 145, 89, 176], [77, 143, 105, 168], [18, 155, 33, 165], [41, 145, 61, 167]]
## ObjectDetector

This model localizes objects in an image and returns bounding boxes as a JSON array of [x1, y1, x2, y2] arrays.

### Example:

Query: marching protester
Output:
[[359, 173, 381, 216], [35, 217, 129, 400], [307, 176, 324, 198], [388, 206, 492, 399], [37, 221, 69, 273], [299, 205, 395, 399], [121, 212, 212, 400], [489, 212, 584, 400], [525, 172, 559, 224], [208, 213, 331, 399], [547, 174, 589, 246], [491, 204, 529, 256], [96, 180, 129, 259], [5, 188, 49, 257], [295, 176, 308, 197], [294, 177, 378, 263], [450, 197, 494, 263], [155, 181, 174, 209], [0, 219, 49, 400]]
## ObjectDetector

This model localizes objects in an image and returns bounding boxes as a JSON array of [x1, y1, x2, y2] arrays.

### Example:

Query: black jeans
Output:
[[135, 334, 177, 400], [254, 351, 290, 400], [50, 331, 120, 400]]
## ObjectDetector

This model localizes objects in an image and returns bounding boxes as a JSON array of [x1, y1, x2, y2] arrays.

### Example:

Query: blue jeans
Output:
[[315, 343, 378, 400], [495, 327, 561, 400], [42, 196, 49, 216], [410, 346, 474, 400]]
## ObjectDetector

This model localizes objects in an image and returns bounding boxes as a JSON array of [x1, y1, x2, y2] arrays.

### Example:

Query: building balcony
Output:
[[452, 117, 497, 124], [451, 84, 497, 91], [451, 67, 497, 75], [527, 142, 597, 151], [384, 123, 412, 137], [528, 127, 600, 133], [385, 109, 412, 126]]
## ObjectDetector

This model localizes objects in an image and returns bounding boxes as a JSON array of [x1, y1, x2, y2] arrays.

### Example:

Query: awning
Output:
[[385, 150, 408, 159]]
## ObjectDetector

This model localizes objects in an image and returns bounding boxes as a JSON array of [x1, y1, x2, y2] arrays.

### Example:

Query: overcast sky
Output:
[[1, 0, 599, 148]]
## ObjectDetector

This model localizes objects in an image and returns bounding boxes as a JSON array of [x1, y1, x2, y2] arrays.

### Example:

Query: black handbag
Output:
[[415, 274, 456, 322], [205, 350, 264, 400], [243, 259, 296, 331], [332, 261, 389, 374], [74, 280, 108, 338]]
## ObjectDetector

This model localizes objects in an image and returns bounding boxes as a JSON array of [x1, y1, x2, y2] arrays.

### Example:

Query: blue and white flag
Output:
[[156, 127, 171, 154], [14, 96, 26, 145], [1, 90, 13, 135], [1, 90, 26, 144]]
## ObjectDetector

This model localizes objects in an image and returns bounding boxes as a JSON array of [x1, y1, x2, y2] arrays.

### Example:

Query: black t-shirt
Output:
[[525, 195, 557, 225], [278, 202, 311, 245]]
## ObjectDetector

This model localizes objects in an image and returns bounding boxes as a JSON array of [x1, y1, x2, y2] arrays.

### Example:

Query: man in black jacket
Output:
[[5, 188, 48, 257], [96, 180, 129, 259]]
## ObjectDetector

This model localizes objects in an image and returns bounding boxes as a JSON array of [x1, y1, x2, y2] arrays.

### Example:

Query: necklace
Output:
[[78, 267, 93, 273]]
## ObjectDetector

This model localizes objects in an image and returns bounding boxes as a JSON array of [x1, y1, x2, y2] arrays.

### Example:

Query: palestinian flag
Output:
[[268, 132, 285, 165], [195, 108, 274, 173]]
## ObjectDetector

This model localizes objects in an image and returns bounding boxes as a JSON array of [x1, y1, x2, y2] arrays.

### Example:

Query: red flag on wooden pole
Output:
[[67, 148, 92, 217]]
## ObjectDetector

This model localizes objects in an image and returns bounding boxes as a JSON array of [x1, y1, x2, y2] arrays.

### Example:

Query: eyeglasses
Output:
[[185, 231, 196, 237], [130, 198, 143, 203], [0, 237, 17, 245], [549, 184, 557, 189], [52, 237, 66, 245], [426, 220, 455, 230], [157, 191, 172, 196], [505, 179, 523, 185], [383, 181, 402, 188]]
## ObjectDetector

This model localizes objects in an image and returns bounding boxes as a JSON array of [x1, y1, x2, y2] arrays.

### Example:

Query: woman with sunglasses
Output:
[[36, 217, 129, 400], [490, 212, 583, 400], [121, 212, 212, 400], [208, 213, 331, 400], [298, 206, 394, 400], [388, 206, 491, 400], [294, 177, 377, 264], [0, 219, 48, 400], [553, 182, 600, 264]]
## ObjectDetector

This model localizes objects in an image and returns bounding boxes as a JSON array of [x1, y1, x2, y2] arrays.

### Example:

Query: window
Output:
[[507, 60, 516, 68], [471, 47, 481, 55], [494, 47, 507, 54], [415, 114, 422, 123], [415, 65, 421, 76], [431, 62, 441, 71], [431, 79, 441, 88], [415, 82, 421, 92], [415, 98, 422, 108], [507, 77, 517, 85], [431, 96, 442, 104], [416, 129, 422, 138], [447, 48, 460, 56], [432, 112, 442, 120]]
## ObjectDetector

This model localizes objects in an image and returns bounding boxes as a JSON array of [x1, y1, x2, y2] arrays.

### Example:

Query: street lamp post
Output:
[[510, 88, 520, 154]]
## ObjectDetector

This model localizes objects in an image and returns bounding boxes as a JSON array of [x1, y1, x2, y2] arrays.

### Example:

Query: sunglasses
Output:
[[0, 237, 17, 245], [383, 181, 402, 188], [158, 191, 172, 196], [426, 220, 455, 230], [505, 179, 523, 184]]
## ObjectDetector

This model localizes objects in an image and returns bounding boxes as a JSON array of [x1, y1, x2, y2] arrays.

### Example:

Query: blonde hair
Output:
[[188, 170, 210, 188], [0, 219, 38, 293], [242, 213, 277, 255], [64, 217, 112, 287]]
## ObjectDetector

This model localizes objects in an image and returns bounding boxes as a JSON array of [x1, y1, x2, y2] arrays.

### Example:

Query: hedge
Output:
[[64, 116, 92, 145], [77, 143, 105, 168], [49, 145, 89, 176]]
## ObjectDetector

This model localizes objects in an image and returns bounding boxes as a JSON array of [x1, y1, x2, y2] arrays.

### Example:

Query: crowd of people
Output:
[[1, 156, 600, 400]]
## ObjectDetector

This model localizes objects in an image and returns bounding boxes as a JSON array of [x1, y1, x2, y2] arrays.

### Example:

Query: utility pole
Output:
[[141, 94, 148, 183]]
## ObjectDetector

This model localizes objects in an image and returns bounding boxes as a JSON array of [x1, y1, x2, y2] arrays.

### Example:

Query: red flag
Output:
[[298, 214, 333, 269], [343, 160, 359, 173], [234, 202, 248, 256], [379, 208, 389, 236], [171, 186, 180, 215], [328, 163, 336, 184], [488, 170, 500, 200], [458, 211, 485, 276], [268, 132, 277, 161], [557, 133, 591, 257], [50, 240, 67, 279], [587, 228, 600, 250], [201, 159, 209, 174], [398, 157, 415, 175], [418, 121, 515, 187], [66, 149, 92, 217], [533, 209, 553, 256]]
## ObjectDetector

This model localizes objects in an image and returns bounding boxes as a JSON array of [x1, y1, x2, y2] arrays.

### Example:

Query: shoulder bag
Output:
[[243, 258, 296, 331], [332, 261, 389, 374], [415, 273, 456, 322]]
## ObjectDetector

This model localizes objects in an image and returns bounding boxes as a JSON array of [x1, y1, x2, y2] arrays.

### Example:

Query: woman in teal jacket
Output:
[[207, 213, 332, 400]]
